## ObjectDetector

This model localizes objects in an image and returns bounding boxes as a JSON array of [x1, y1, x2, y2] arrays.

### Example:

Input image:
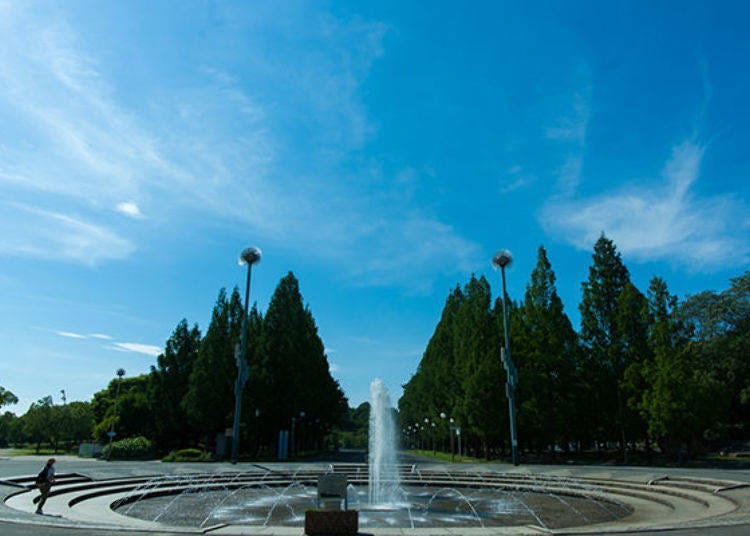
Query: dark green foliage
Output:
[[400, 276, 504, 459], [399, 286, 464, 432], [92, 375, 152, 444], [162, 448, 212, 462], [579, 234, 634, 450], [0, 386, 18, 408], [338, 402, 370, 448], [183, 288, 244, 437], [679, 272, 750, 437], [680, 272, 750, 340], [83, 271, 345, 456], [149, 319, 202, 450], [457, 276, 503, 457], [59, 401, 95, 447], [401, 234, 749, 461], [0, 411, 19, 447], [102, 436, 156, 460], [514, 246, 580, 452], [250, 272, 347, 454], [0, 399, 93, 452], [639, 277, 723, 457]]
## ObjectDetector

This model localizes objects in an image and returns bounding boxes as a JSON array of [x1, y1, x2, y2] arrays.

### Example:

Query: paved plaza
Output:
[[2, 453, 750, 535]]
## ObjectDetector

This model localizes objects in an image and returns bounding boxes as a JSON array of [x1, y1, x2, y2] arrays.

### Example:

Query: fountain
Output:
[[98, 379, 635, 530], [368, 378, 401, 505]]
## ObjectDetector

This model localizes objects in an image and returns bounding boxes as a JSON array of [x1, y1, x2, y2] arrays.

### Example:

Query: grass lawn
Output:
[[0, 446, 73, 456], [407, 449, 495, 463]]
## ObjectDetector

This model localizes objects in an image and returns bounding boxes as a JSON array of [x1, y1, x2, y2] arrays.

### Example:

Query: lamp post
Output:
[[108, 368, 125, 460], [441, 413, 459, 463], [231, 246, 262, 464], [290, 411, 305, 457], [431, 421, 437, 454], [492, 249, 519, 466]]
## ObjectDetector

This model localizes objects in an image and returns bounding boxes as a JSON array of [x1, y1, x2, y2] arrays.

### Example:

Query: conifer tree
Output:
[[149, 319, 202, 450], [399, 286, 464, 428], [514, 246, 580, 452], [254, 272, 346, 450], [456, 275, 503, 458], [579, 234, 631, 446], [614, 281, 651, 456], [183, 288, 244, 438]]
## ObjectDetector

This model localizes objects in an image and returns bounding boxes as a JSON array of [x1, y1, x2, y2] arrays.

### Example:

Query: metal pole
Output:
[[290, 417, 296, 458], [108, 370, 124, 460], [500, 265, 519, 466], [450, 426, 455, 463], [231, 263, 252, 464], [432, 422, 436, 455]]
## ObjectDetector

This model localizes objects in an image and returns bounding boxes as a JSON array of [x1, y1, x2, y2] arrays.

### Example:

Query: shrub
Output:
[[162, 448, 212, 462], [102, 436, 156, 460]]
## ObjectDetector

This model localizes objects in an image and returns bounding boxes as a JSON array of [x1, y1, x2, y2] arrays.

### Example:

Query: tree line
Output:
[[398, 235, 750, 461], [0, 272, 348, 457]]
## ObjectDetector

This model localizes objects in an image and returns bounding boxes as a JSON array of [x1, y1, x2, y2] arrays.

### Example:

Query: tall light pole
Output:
[[492, 249, 519, 466], [108, 368, 125, 459], [231, 246, 262, 464]]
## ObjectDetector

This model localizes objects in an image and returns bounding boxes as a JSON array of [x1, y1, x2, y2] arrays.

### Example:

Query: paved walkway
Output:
[[2, 453, 750, 535]]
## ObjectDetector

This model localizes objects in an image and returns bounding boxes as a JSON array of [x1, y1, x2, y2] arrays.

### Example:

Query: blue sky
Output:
[[1, 1, 748, 414]]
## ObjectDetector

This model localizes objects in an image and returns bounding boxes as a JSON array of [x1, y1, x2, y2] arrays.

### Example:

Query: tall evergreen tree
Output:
[[514, 246, 580, 452], [579, 234, 631, 447], [399, 286, 464, 428], [253, 272, 346, 451], [183, 288, 244, 439], [456, 275, 503, 458], [149, 319, 202, 450], [615, 281, 651, 455]]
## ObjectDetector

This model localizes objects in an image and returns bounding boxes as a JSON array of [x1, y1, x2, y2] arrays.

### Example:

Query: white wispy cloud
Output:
[[544, 65, 592, 194], [500, 165, 534, 193], [0, 203, 135, 264], [116, 202, 144, 219], [541, 140, 749, 269], [545, 90, 590, 144], [55, 330, 87, 339], [110, 342, 162, 357], [88, 333, 113, 340], [0, 4, 479, 288]]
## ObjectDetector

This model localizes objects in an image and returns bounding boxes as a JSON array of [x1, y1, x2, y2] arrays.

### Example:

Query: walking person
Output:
[[34, 458, 56, 514]]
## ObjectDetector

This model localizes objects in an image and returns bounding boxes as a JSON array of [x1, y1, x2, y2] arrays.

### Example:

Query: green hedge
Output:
[[162, 448, 212, 462], [103, 436, 156, 460]]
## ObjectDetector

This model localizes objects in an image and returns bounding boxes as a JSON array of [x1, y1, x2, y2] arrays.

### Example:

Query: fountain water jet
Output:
[[368, 379, 401, 505]]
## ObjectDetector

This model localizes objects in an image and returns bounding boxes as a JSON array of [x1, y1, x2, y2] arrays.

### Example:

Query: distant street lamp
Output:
[[231, 246, 262, 464], [440, 412, 460, 463], [107, 368, 125, 460], [492, 249, 519, 466]]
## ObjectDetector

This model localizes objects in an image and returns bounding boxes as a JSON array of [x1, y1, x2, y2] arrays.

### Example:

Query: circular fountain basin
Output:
[[115, 483, 631, 530]]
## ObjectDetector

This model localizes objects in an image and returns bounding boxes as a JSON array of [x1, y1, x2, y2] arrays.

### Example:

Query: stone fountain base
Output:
[[305, 509, 358, 535]]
